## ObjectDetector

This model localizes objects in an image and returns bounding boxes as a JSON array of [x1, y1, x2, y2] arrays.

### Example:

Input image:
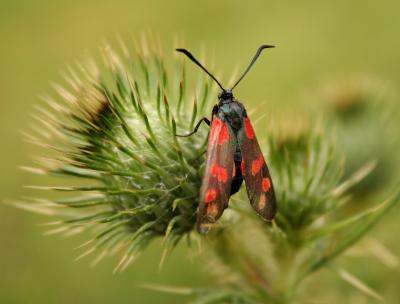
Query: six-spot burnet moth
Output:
[[176, 45, 277, 234]]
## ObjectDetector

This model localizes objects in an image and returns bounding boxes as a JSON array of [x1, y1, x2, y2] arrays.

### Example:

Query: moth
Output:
[[176, 45, 277, 233]]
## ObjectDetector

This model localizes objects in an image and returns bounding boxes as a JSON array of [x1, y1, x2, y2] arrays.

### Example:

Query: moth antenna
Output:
[[230, 45, 275, 90], [176, 48, 226, 91]]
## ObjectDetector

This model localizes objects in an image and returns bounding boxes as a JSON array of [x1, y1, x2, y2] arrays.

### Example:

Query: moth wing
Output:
[[237, 116, 277, 220], [197, 115, 236, 234]]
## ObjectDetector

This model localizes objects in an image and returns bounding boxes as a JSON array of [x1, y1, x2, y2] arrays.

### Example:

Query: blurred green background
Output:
[[1, 0, 399, 303]]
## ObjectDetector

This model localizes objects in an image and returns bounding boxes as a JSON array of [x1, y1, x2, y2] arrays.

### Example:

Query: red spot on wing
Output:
[[251, 154, 264, 176], [218, 123, 229, 145], [209, 118, 222, 145], [218, 167, 228, 183], [211, 162, 228, 183], [211, 162, 218, 177], [205, 189, 217, 203], [244, 118, 255, 139], [241, 159, 245, 174], [262, 177, 271, 192], [232, 162, 236, 178]]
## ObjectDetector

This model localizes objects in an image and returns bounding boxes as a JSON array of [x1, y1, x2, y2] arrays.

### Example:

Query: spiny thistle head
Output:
[[268, 121, 341, 234], [21, 40, 216, 270], [321, 78, 399, 197]]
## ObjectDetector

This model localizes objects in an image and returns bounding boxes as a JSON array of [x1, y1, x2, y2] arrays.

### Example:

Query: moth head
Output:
[[218, 89, 233, 101]]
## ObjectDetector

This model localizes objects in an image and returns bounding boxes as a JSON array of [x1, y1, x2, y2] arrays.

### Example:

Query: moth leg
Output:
[[191, 149, 207, 162], [175, 117, 210, 137]]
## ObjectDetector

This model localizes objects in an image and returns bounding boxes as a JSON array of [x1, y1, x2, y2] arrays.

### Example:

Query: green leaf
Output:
[[295, 187, 400, 287], [336, 268, 384, 302]]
